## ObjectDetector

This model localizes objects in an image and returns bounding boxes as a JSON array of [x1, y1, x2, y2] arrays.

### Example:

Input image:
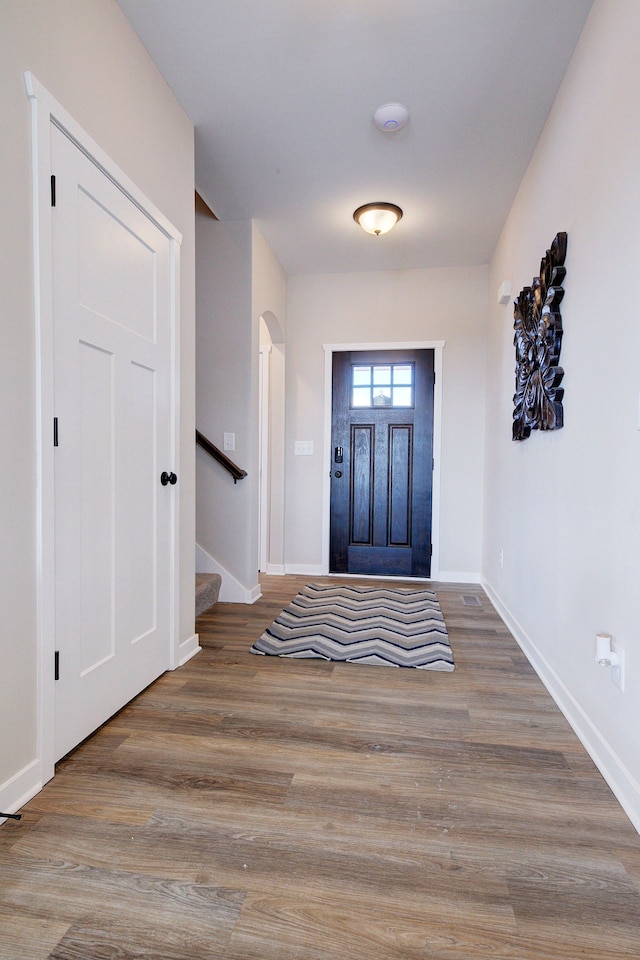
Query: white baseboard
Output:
[[0, 758, 43, 821], [437, 570, 482, 584], [483, 577, 640, 836], [177, 633, 201, 667], [196, 543, 261, 604], [247, 583, 263, 603], [284, 563, 325, 576], [266, 564, 285, 575]]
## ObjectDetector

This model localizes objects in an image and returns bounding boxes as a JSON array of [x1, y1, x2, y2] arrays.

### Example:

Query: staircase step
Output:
[[196, 573, 222, 616]]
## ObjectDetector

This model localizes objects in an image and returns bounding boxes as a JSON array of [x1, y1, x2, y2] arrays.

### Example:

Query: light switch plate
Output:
[[223, 432, 235, 452], [294, 440, 313, 456]]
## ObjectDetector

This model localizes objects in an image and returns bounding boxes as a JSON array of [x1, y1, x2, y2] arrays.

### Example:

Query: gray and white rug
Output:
[[251, 582, 454, 670]]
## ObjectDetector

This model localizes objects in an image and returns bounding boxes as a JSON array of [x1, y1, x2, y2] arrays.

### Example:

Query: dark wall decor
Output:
[[512, 232, 567, 441]]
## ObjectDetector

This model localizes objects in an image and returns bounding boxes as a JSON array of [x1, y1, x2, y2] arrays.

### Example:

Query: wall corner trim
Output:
[[177, 635, 201, 667]]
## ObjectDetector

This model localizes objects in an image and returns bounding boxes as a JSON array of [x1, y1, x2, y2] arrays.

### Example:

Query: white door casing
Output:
[[27, 74, 182, 779], [322, 341, 445, 579], [258, 343, 271, 572]]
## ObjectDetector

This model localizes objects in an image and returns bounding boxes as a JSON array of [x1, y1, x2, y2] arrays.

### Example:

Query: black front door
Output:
[[329, 349, 435, 577]]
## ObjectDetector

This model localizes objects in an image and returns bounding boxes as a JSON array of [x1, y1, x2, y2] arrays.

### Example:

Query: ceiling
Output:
[[117, 0, 593, 276]]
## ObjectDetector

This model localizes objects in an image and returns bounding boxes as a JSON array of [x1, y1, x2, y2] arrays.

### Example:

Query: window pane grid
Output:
[[350, 362, 414, 408]]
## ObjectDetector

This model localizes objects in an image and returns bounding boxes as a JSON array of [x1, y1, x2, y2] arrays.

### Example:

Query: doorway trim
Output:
[[322, 340, 445, 579], [258, 343, 272, 572], [26, 73, 183, 786]]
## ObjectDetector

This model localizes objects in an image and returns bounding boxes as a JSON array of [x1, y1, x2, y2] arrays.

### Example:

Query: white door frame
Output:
[[258, 343, 271, 572], [26, 73, 182, 784], [322, 340, 445, 580]]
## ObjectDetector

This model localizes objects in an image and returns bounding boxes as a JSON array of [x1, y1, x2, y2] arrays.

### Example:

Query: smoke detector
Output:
[[373, 103, 409, 132]]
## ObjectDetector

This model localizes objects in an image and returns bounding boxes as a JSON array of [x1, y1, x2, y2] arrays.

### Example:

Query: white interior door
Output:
[[52, 125, 174, 761]]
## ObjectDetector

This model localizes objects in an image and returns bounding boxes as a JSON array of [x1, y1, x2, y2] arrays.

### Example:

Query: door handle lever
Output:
[[161, 471, 177, 486]]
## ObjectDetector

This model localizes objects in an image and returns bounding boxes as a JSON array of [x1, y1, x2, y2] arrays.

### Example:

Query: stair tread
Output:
[[195, 573, 222, 616]]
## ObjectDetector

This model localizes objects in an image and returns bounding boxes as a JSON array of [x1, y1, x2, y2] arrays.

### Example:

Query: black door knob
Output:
[[161, 471, 178, 486]]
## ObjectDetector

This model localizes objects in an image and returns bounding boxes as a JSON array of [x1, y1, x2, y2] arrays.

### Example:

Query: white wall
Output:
[[196, 220, 286, 596], [196, 219, 256, 594], [483, 0, 640, 830], [0, 0, 195, 810], [286, 266, 489, 578]]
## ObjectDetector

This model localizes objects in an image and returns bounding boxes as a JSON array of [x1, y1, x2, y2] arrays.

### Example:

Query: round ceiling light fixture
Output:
[[373, 102, 409, 132], [353, 202, 403, 236]]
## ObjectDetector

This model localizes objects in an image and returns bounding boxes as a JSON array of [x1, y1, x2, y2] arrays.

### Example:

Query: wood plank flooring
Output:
[[2, 576, 640, 958]]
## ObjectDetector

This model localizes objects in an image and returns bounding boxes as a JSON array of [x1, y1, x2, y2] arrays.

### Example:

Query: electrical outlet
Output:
[[611, 643, 625, 691]]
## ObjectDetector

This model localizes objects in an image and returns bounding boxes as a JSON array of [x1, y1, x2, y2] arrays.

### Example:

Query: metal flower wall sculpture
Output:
[[512, 232, 567, 441]]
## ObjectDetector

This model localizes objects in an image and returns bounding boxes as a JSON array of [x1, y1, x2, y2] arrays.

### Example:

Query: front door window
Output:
[[351, 363, 414, 408]]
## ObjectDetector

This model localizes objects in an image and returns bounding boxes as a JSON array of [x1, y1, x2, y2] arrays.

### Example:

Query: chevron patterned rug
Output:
[[250, 583, 454, 670]]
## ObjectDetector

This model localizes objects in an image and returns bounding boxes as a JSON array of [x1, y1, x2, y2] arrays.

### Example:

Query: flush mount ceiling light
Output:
[[353, 202, 403, 236], [373, 102, 409, 132]]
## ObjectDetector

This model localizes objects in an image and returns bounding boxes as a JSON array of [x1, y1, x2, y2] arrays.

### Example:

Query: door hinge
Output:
[[50, 174, 56, 207], [53, 417, 59, 447], [54, 651, 60, 681]]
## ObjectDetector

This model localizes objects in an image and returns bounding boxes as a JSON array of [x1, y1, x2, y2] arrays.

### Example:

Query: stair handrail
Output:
[[196, 429, 248, 484]]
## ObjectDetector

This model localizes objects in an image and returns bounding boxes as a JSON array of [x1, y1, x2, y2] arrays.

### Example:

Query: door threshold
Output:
[[327, 572, 433, 583]]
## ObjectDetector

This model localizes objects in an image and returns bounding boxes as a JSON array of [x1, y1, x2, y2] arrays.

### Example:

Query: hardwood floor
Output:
[[2, 576, 640, 958]]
